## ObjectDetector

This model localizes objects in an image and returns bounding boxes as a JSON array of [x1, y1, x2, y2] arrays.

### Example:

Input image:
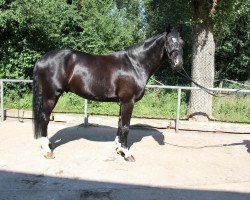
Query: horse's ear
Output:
[[166, 24, 171, 34]]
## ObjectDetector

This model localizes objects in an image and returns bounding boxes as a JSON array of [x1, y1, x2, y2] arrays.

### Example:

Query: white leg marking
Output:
[[41, 137, 51, 153], [122, 147, 132, 158], [117, 146, 132, 158], [115, 136, 121, 148], [115, 136, 132, 158]]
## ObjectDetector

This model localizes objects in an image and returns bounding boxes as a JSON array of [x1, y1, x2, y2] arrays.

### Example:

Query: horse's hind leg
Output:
[[116, 101, 135, 162], [40, 94, 61, 159], [115, 106, 121, 148]]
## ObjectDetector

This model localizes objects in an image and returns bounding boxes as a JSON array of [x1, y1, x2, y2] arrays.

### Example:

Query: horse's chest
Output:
[[115, 75, 146, 102]]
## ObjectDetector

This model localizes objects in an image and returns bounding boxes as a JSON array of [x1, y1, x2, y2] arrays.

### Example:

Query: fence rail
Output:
[[1, 79, 250, 132]]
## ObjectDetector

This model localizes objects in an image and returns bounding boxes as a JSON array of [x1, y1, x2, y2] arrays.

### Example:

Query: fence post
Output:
[[0, 80, 4, 122], [175, 88, 182, 133], [84, 99, 88, 127]]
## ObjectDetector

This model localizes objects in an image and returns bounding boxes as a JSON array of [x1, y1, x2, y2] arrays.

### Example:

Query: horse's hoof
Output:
[[124, 155, 135, 162], [117, 150, 125, 157], [44, 152, 55, 159]]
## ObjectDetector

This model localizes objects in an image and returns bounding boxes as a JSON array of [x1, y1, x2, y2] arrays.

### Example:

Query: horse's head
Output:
[[165, 26, 184, 71]]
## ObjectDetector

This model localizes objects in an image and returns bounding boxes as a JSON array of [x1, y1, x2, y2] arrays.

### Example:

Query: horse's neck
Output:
[[127, 33, 166, 79]]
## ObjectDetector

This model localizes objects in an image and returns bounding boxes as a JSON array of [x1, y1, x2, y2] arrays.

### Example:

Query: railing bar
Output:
[[0, 79, 33, 83], [0, 79, 249, 93], [146, 85, 250, 93], [0, 79, 249, 126]]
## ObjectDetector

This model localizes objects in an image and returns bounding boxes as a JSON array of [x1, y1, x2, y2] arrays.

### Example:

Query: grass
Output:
[[213, 95, 250, 123], [3, 89, 250, 123], [51, 89, 188, 119]]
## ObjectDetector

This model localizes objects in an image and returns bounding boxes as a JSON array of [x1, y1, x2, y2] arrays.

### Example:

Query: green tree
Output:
[[0, 0, 143, 80], [79, 0, 144, 54], [186, 0, 215, 121], [213, 1, 250, 81], [188, 0, 250, 120], [145, 0, 249, 121], [0, 0, 82, 79]]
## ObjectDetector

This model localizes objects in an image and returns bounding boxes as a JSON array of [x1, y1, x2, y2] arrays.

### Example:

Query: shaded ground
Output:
[[0, 118, 250, 200]]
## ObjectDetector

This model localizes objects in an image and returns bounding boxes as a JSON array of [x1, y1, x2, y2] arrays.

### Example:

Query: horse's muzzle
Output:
[[173, 56, 183, 71]]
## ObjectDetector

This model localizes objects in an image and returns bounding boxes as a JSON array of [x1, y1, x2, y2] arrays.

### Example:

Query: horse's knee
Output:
[[120, 125, 129, 137], [121, 125, 129, 133]]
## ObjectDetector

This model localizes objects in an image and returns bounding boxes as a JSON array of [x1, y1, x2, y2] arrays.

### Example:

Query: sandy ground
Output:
[[0, 117, 250, 200]]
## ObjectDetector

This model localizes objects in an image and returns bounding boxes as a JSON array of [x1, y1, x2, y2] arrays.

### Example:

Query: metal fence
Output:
[[1, 79, 250, 132]]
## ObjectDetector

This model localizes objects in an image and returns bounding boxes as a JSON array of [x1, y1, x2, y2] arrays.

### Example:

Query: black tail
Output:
[[32, 66, 43, 139]]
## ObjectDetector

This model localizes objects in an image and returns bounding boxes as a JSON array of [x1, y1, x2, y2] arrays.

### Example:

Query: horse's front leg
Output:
[[115, 101, 135, 162]]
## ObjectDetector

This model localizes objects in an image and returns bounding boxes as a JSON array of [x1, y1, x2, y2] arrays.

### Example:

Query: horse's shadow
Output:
[[165, 140, 250, 154], [50, 123, 165, 150], [241, 140, 250, 154]]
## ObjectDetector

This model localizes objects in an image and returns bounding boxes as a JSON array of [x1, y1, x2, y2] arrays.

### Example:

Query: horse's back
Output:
[[34, 48, 117, 77], [34, 49, 75, 72]]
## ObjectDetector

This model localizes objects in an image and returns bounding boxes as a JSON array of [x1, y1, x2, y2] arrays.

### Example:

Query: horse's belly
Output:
[[68, 77, 118, 101], [88, 84, 117, 101]]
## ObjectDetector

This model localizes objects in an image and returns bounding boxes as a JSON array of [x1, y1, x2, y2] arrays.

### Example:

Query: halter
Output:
[[165, 34, 182, 57], [168, 48, 182, 56]]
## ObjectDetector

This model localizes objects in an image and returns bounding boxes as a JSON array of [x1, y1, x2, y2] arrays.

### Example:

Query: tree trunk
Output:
[[187, 0, 215, 121]]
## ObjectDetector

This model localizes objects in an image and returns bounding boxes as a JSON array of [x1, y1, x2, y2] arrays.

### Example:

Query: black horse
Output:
[[33, 26, 183, 161]]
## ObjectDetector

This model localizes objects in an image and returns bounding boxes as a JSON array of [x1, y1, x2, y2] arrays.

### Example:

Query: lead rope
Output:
[[150, 77, 165, 86], [176, 68, 242, 97]]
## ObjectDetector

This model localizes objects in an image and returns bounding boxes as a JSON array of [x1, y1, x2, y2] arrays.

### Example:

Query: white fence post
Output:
[[176, 88, 182, 133], [84, 99, 88, 127]]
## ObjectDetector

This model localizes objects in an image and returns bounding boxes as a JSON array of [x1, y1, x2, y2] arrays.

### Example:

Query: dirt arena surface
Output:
[[0, 117, 250, 200]]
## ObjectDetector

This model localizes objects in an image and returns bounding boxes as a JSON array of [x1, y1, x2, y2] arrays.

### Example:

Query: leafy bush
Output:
[[0, 0, 144, 80]]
